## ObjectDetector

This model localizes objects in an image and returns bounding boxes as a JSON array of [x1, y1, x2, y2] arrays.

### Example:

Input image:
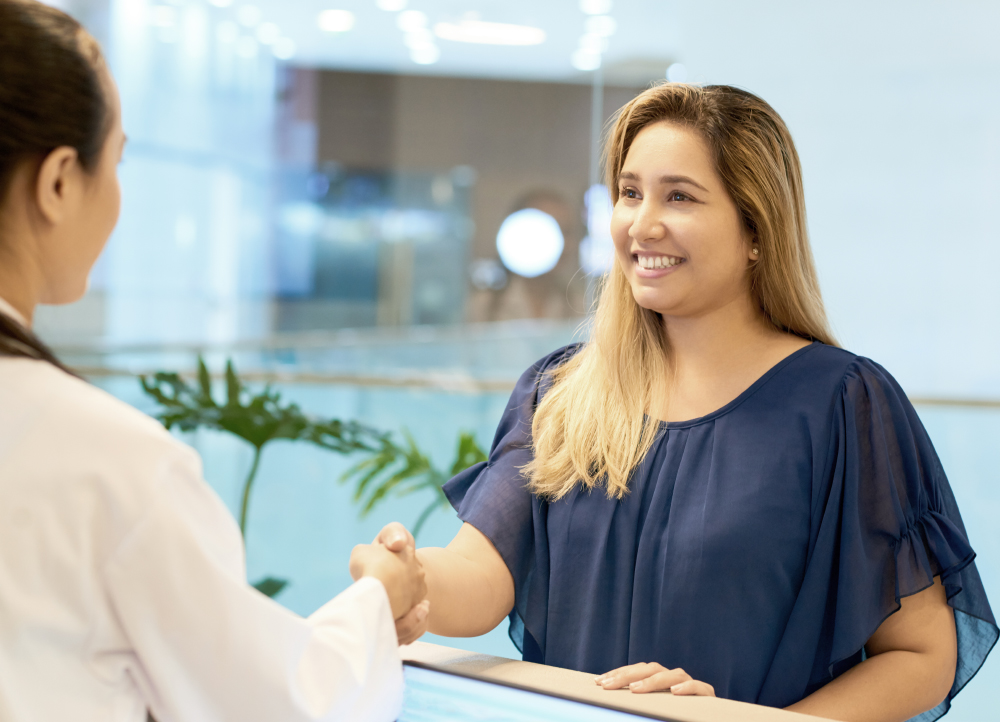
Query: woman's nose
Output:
[[630, 200, 664, 243]]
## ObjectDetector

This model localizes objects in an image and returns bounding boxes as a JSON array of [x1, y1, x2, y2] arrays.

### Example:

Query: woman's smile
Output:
[[633, 252, 686, 278]]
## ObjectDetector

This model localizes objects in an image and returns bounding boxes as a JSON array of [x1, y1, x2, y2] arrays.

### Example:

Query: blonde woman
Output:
[[376, 84, 996, 721]]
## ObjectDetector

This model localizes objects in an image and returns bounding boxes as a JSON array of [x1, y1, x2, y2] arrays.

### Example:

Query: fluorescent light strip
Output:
[[434, 20, 545, 46]]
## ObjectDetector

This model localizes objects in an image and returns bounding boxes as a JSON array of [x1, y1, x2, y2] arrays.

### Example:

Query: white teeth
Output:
[[637, 255, 682, 269]]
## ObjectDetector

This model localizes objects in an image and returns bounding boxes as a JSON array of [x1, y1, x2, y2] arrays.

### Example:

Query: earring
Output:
[[752, 248, 759, 256]]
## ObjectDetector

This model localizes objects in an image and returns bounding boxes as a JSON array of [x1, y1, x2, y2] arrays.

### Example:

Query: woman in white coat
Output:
[[0, 2, 429, 720]]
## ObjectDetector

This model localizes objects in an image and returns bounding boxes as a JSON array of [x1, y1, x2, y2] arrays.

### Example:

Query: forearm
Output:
[[786, 649, 951, 722], [417, 546, 512, 637]]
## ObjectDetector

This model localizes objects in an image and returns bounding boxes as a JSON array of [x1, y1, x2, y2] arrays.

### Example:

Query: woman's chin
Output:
[[631, 289, 682, 317], [41, 278, 90, 306]]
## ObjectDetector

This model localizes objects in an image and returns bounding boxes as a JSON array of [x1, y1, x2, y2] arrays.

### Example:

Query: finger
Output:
[[629, 668, 692, 694], [596, 663, 664, 689], [375, 522, 415, 552], [669, 680, 716, 697], [395, 600, 430, 646], [348, 544, 371, 581]]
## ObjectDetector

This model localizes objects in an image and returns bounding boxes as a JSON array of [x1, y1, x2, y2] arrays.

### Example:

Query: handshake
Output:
[[349, 522, 429, 646]]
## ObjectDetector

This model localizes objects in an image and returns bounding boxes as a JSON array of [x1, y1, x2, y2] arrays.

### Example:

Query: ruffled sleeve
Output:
[[442, 344, 582, 658], [815, 358, 997, 720]]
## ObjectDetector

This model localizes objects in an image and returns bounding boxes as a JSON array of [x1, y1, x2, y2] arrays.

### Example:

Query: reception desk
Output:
[[402, 641, 838, 722]]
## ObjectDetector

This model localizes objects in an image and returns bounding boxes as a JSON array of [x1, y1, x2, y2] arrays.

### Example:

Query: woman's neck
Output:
[[653, 293, 808, 422], [662, 294, 777, 376], [0, 236, 41, 327]]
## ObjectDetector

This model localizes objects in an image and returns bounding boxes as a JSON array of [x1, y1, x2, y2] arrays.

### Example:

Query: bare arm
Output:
[[786, 576, 957, 722], [418, 523, 515, 637]]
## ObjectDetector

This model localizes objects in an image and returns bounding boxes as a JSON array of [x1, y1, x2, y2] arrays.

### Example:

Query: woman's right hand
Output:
[[372, 521, 515, 638], [373, 521, 415, 554], [349, 541, 426, 621]]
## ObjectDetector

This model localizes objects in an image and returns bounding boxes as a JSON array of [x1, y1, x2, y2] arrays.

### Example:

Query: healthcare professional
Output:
[[0, 2, 429, 720]]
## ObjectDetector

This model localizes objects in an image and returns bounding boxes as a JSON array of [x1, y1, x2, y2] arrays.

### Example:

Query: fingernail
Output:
[[629, 681, 642, 690], [594, 677, 604, 685], [670, 684, 680, 693], [416, 606, 428, 621]]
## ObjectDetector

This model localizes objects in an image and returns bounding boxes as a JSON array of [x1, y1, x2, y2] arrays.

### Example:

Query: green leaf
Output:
[[252, 576, 289, 598], [197, 357, 214, 402], [225, 360, 241, 408], [139, 357, 487, 545], [450, 431, 488, 476], [339, 427, 488, 540]]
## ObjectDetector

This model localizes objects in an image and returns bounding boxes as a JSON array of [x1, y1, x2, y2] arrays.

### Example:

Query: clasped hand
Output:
[[595, 663, 715, 697], [349, 522, 429, 645]]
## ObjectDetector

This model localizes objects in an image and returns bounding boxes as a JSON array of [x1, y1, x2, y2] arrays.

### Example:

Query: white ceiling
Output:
[[215, 0, 683, 85]]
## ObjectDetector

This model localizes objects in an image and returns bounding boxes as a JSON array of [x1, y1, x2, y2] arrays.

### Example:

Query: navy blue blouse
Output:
[[444, 342, 997, 720]]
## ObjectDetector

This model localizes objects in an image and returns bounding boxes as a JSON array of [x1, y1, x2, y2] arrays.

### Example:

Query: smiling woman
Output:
[[374, 82, 997, 722]]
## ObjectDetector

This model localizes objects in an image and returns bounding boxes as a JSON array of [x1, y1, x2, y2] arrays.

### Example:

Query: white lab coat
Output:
[[0, 332, 403, 722]]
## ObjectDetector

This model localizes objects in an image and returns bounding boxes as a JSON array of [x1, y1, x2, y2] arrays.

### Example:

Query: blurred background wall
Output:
[[33, 1, 1000, 717]]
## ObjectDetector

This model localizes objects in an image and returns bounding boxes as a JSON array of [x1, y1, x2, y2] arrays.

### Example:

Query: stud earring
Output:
[[752, 248, 759, 256]]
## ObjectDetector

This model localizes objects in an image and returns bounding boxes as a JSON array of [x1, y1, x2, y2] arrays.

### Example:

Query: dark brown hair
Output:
[[0, 0, 108, 375]]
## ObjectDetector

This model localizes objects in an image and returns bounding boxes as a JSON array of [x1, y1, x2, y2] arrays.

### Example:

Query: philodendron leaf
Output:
[[450, 431, 488, 476], [140, 357, 384, 454], [225, 360, 241, 408], [197, 357, 213, 402], [140, 356, 489, 544], [252, 576, 289, 598], [340, 428, 489, 538]]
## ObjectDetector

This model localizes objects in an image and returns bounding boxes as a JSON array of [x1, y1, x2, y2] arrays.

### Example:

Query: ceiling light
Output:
[[584, 15, 616, 37], [273, 38, 296, 60], [318, 9, 355, 32], [216, 20, 239, 42], [578, 33, 608, 54], [410, 45, 440, 64], [236, 36, 258, 58], [256, 21, 280, 44], [397, 10, 428, 32], [237, 5, 260, 27], [571, 49, 601, 71], [149, 6, 176, 28], [404, 29, 435, 50], [207, 0, 233, 7], [434, 20, 545, 45], [667, 62, 688, 82], [376, 0, 407, 9], [496, 209, 564, 278], [580, 0, 612, 15]]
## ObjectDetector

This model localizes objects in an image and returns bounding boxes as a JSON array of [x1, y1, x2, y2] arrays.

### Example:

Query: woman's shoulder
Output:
[[528, 343, 586, 375], [0, 358, 199, 485], [762, 343, 918, 427], [777, 342, 899, 392]]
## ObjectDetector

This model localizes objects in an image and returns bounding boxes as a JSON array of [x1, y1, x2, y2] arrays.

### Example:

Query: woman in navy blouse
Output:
[[378, 83, 996, 721]]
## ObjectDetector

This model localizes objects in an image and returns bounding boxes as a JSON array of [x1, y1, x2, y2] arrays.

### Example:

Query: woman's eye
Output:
[[668, 191, 690, 202], [621, 187, 638, 199]]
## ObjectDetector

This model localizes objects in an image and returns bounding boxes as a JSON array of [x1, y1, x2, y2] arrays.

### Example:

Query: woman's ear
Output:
[[34, 146, 80, 225]]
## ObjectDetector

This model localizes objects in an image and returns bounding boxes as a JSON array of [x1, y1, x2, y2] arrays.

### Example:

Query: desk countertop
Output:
[[402, 641, 838, 722]]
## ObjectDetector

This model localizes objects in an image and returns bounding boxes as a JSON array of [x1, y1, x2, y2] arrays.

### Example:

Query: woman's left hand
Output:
[[595, 663, 716, 696]]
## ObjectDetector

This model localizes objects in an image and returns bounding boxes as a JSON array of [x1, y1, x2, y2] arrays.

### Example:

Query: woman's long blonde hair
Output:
[[525, 83, 837, 501]]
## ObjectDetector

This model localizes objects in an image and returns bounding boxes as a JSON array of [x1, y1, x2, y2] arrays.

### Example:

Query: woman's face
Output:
[[39, 63, 125, 305], [610, 121, 756, 319]]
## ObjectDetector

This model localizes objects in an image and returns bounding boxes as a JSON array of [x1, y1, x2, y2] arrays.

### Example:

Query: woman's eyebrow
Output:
[[617, 171, 709, 193]]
